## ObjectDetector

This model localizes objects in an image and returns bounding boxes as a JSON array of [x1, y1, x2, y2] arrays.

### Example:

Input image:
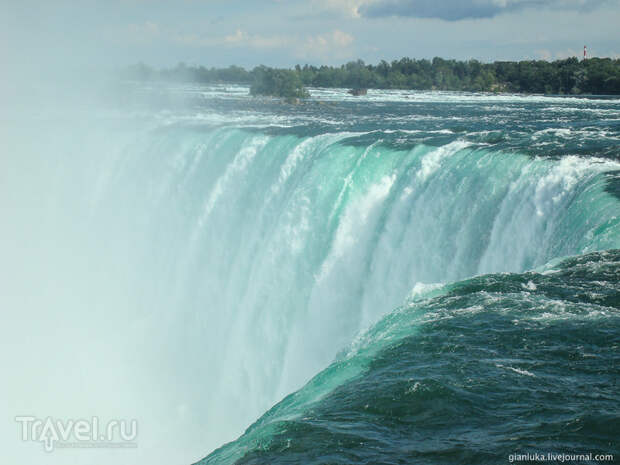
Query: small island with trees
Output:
[[249, 66, 309, 102], [124, 56, 620, 99]]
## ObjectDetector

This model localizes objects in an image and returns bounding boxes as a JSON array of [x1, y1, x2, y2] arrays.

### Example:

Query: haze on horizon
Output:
[[2, 0, 620, 77]]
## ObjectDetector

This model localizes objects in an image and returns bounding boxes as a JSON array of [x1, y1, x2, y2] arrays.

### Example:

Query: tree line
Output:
[[124, 57, 620, 96]]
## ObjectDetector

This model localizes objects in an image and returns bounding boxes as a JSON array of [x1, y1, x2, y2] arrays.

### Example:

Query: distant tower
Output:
[[583, 45, 587, 60]]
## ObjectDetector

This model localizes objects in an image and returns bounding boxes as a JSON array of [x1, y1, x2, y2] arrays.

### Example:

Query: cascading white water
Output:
[[2, 110, 619, 464]]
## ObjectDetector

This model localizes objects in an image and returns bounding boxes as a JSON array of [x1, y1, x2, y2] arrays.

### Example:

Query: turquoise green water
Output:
[[201, 250, 620, 465], [163, 89, 620, 464], [3, 87, 618, 464]]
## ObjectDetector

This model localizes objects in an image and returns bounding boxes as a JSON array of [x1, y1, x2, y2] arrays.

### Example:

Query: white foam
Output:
[[496, 364, 536, 377], [318, 174, 396, 282], [194, 134, 270, 232], [417, 140, 471, 181], [407, 282, 445, 301]]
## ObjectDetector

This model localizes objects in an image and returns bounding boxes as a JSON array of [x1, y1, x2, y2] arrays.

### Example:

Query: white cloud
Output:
[[297, 30, 355, 59], [172, 28, 355, 60], [173, 30, 289, 49], [313, 0, 379, 18]]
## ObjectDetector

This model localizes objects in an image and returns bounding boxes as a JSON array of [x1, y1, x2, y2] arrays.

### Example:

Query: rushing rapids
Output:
[[1, 86, 619, 465], [200, 250, 620, 465]]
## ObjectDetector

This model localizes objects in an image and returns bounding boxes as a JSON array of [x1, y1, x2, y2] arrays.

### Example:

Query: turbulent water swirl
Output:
[[2, 87, 619, 465], [201, 250, 620, 464]]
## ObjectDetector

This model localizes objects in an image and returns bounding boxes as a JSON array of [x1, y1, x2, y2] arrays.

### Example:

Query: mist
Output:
[[0, 3, 230, 464]]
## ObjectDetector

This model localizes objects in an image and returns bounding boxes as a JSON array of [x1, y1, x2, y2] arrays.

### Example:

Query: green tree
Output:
[[250, 67, 310, 99]]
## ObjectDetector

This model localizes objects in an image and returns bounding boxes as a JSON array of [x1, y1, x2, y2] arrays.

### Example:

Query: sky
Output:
[[1, 0, 620, 72]]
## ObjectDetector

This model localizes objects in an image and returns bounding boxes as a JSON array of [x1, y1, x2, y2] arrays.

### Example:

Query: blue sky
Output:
[[2, 0, 620, 70]]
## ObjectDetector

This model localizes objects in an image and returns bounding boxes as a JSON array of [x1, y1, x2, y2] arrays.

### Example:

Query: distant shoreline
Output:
[[124, 57, 620, 96]]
